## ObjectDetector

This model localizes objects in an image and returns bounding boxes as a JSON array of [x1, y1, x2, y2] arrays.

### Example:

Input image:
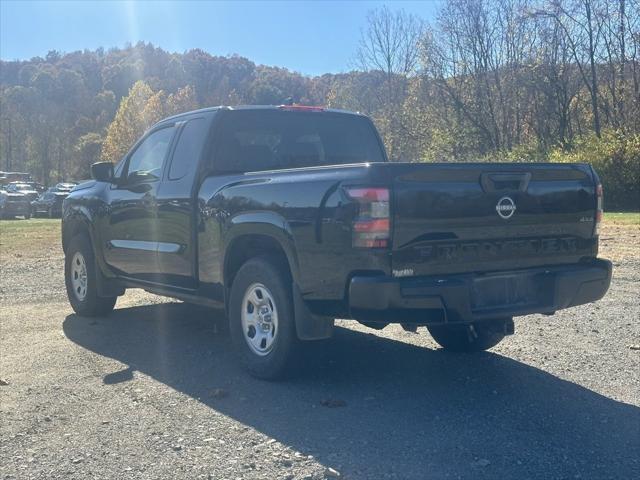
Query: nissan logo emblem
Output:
[[496, 196, 516, 219]]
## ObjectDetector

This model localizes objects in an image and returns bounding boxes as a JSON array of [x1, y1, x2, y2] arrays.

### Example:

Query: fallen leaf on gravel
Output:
[[209, 388, 228, 399], [325, 467, 341, 477], [629, 344, 640, 350], [0, 378, 8, 386], [320, 399, 347, 408]]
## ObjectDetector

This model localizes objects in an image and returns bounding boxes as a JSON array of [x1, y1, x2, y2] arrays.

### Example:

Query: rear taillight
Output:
[[595, 183, 603, 235], [345, 187, 390, 248]]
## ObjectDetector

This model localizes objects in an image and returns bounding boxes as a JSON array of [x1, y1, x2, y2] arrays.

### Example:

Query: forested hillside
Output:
[[1, 0, 638, 208]]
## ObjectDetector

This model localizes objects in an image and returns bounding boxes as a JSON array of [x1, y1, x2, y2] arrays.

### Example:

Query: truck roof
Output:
[[159, 105, 364, 125]]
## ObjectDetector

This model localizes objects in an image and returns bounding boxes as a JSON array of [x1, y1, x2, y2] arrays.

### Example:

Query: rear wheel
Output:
[[427, 321, 507, 352], [65, 234, 117, 317], [229, 256, 299, 379]]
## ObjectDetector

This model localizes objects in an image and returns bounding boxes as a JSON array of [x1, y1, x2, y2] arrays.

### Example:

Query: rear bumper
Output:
[[348, 259, 612, 323]]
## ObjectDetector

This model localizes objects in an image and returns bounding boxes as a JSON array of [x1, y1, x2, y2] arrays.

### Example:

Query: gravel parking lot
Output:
[[1, 217, 639, 479]]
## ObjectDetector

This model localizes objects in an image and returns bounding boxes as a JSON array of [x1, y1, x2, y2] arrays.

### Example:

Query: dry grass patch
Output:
[[0, 219, 61, 260]]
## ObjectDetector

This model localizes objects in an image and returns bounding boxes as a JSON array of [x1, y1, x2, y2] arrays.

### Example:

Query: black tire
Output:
[[65, 233, 117, 317], [229, 256, 299, 379], [427, 321, 506, 352]]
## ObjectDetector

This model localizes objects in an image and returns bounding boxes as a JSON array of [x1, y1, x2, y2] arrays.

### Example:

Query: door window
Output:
[[169, 118, 208, 181], [126, 127, 175, 182]]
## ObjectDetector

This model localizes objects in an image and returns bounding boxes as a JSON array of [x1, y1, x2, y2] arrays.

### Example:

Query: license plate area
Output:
[[470, 272, 551, 311]]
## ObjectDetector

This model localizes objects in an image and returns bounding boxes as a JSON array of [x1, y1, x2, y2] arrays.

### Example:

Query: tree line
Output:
[[1, 0, 638, 208]]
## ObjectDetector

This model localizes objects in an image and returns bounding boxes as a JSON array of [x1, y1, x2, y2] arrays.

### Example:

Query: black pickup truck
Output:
[[62, 105, 612, 378]]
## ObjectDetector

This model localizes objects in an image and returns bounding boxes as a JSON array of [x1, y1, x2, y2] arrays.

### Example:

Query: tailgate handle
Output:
[[481, 172, 531, 192]]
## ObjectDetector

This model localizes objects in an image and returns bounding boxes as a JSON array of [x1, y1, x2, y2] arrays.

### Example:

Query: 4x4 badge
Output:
[[496, 196, 516, 219]]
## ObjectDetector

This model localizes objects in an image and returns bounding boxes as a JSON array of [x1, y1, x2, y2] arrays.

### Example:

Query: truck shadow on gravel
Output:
[[63, 302, 640, 479]]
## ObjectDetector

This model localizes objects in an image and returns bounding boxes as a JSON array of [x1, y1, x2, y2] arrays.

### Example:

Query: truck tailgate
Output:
[[390, 163, 598, 277]]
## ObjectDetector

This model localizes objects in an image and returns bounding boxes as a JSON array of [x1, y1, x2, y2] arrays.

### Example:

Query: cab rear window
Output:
[[214, 110, 385, 173]]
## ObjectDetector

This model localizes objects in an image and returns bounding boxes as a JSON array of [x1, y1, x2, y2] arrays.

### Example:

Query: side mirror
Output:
[[91, 162, 115, 183]]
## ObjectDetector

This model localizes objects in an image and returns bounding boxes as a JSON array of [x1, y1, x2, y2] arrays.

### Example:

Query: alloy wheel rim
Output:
[[71, 252, 88, 301], [241, 283, 278, 356]]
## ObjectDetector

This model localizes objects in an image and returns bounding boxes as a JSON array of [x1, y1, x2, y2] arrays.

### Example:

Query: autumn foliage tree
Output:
[[101, 81, 156, 163], [101, 82, 200, 163], [0, 1, 638, 207]]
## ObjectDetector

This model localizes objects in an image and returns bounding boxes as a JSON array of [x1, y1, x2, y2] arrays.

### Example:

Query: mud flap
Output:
[[95, 261, 125, 298], [292, 284, 334, 340]]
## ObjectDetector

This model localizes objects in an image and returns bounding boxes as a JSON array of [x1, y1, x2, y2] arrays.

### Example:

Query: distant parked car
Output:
[[54, 182, 77, 192], [32, 189, 69, 218], [0, 190, 31, 219], [0, 171, 32, 188], [33, 182, 47, 193], [6, 182, 39, 202]]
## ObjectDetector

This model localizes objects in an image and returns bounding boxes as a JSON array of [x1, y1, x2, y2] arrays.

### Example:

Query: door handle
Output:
[[480, 172, 531, 192]]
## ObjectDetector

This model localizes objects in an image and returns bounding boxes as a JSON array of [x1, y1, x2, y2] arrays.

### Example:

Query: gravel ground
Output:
[[1, 220, 639, 479]]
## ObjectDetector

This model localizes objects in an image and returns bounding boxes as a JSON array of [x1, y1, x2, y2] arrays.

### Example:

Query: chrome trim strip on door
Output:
[[157, 242, 182, 253], [109, 240, 181, 253]]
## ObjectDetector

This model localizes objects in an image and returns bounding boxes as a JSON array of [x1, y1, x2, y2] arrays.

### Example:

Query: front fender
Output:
[[62, 205, 95, 253], [62, 204, 124, 297], [62, 196, 114, 280]]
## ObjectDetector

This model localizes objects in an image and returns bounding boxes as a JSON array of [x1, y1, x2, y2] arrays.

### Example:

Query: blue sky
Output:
[[0, 1, 441, 76]]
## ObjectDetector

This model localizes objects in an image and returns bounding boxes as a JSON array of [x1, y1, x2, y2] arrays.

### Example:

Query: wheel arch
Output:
[[62, 208, 94, 254], [62, 208, 124, 298], [222, 215, 333, 341], [224, 231, 298, 292]]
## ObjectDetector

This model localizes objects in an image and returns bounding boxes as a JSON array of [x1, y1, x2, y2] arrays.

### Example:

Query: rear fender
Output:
[[224, 212, 333, 340], [223, 211, 301, 285]]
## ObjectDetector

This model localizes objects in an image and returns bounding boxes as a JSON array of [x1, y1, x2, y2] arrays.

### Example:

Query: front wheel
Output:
[[65, 234, 117, 317], [229, 256, 299, 379], [427, 321, 507, 352]]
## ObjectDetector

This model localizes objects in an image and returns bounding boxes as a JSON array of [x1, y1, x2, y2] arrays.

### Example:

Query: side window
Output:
[[169, 118, 208, 181], [126, 127, 175, 181]]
